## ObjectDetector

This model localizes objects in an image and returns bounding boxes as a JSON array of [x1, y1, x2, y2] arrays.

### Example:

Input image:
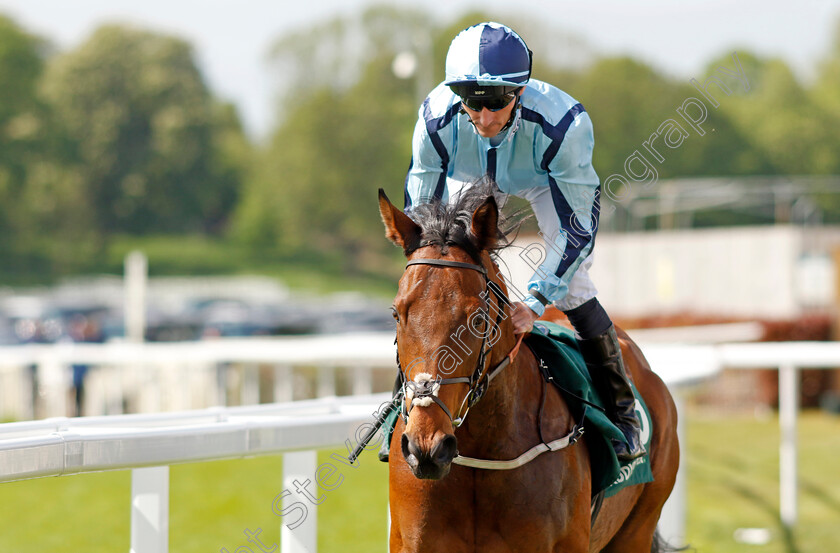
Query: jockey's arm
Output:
[[404, 101, 450, 211], [518, 111, 600, 321]]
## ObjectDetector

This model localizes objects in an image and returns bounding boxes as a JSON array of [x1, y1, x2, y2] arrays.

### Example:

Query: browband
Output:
[[406, 258, 487, 275]]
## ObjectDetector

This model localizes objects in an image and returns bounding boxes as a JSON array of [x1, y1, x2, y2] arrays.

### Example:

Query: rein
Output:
[[398, 256, 585, 470]]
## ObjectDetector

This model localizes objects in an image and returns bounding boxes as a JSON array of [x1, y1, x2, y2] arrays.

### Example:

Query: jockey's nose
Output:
[[479, 107, 496, 125], [401, 432, 458, 480]]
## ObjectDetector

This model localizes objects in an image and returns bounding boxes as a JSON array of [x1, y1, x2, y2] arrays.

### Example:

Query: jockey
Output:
[[382, 21, 644, 463]]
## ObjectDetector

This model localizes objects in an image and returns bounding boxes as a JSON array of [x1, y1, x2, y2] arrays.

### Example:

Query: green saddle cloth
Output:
[[526, 322, 654, 497]]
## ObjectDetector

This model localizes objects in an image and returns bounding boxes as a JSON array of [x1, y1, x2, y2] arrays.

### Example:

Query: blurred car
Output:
[[179, 298, 318, 339], [313, 295, 396, 334]]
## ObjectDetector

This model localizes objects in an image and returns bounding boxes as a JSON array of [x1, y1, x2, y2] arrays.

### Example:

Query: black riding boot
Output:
[[378, 373, 403, 462], [577, 325, 646, 462]]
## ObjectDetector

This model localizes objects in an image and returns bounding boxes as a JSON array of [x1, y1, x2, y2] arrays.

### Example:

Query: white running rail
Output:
[[0, 335, 838, 550], [0, 394, 393, 553]]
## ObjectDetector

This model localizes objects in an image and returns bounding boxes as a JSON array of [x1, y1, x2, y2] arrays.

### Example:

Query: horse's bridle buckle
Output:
[[468, 379, 488, 407], [569, 425, 585, 445]]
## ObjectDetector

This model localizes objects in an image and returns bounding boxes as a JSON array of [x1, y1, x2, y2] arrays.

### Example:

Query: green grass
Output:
[[0, 449, 389, 553], [168, 450, 389, 553], [0, 470, 130, 550], [685, 410, 840, 553], [0, 411, 836, 552]]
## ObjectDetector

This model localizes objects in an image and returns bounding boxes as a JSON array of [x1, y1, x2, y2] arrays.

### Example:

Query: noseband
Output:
[[397, 257, 524, 428]]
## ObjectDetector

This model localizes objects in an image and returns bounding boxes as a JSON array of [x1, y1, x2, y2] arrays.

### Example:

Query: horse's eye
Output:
[[390, 307, 400, 322]]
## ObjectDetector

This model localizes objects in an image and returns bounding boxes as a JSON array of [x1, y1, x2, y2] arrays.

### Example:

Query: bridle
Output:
[[397, 256, 525, 428], [393, 254, 586, 471]]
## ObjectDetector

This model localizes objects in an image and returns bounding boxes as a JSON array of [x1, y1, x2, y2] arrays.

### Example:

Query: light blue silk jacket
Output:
[[404, 78, 601, 316]]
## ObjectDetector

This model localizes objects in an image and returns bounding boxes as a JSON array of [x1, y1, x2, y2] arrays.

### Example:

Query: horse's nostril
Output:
[[401, 433, 420, 468], [432, 434, 458, 465]]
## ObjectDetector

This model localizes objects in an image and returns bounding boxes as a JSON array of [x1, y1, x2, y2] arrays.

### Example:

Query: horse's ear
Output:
[[471, 195, 499, 251], [379, 188, 421, 253]]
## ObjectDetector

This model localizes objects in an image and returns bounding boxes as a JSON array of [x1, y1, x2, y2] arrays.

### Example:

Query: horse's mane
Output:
[[406, 179, 524, 262]]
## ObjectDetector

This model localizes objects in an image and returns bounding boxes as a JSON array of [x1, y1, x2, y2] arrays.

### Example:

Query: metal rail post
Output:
[[353, 366, 373, 396], [281, 451, 318, 553], [317, 366, 335, 398], [130, 466, 169, 553], [779, 363, 799, 527], [658, 390, 686, 545], [241, 363, 260, 405]]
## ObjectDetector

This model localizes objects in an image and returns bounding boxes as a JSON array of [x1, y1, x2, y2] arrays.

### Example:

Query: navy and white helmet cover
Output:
[[445, 22, 532, 87]]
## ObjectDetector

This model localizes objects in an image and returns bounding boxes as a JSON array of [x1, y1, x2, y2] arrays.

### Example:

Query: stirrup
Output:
[[613, 426, 646, 462]]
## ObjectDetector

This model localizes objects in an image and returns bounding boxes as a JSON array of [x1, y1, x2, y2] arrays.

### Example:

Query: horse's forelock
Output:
[[408, 181, 514, 261]]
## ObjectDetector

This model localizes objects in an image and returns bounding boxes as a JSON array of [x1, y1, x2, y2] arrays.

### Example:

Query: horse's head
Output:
[[378, 186, 513, 480]]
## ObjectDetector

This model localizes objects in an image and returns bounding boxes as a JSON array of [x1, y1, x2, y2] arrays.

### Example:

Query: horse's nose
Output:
[[401, 433, 458, 480]]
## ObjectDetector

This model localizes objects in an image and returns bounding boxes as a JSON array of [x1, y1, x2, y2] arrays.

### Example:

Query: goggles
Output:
[[450, 84, 521, 112]]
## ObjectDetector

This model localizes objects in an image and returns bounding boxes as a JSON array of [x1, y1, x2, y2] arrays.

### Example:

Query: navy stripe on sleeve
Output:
[[547, 177, 600, 278], [521, 103, 585, 170], [521, 102, 594, 278], [404, 157, 414, 209], [422, 100, 461, 201]]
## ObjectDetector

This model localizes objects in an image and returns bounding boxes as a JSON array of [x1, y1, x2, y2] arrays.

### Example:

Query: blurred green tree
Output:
[[702, 50, 840, 222], [812, 18, 840, 122], [567, 56, 769, 180], [234, 9, 602, 262], [233, 7, 432, 266], [811, 18, 840, 221], [571, 57, 687, 178], [706, 51, 838, 175], [41, 25, 246, 240], [0, 15, 97, 276], [0, 15, 47, 247], [4, 8, 831, 284]]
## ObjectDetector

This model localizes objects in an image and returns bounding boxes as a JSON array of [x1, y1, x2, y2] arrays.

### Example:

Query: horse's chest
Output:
[[397, 469, 584, 553], [474, 471, 574, 530]]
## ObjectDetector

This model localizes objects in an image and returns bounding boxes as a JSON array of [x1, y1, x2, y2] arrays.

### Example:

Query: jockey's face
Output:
[[461, 88, 523, 138]]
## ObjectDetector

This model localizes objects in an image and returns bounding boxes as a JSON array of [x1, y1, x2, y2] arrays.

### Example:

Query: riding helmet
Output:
[[444, 22, 532, 89]]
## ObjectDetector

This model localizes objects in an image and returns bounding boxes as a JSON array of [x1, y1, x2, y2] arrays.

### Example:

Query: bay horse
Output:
[[378, 186, 681, 553]]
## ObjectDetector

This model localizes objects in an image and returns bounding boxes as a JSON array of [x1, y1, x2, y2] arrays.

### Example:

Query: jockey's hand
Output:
[[511, 302, 540, 335]]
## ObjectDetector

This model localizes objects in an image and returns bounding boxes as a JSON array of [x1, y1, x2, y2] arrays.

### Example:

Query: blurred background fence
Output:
[[0, 333, 838, 552]]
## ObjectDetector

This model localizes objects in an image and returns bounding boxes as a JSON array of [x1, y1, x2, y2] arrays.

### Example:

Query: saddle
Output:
[[525, 322, 654, 497]]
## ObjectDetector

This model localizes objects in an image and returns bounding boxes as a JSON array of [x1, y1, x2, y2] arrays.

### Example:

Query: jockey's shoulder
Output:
[[520, 79, 587, 126], [423, 83, 460, 116]]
